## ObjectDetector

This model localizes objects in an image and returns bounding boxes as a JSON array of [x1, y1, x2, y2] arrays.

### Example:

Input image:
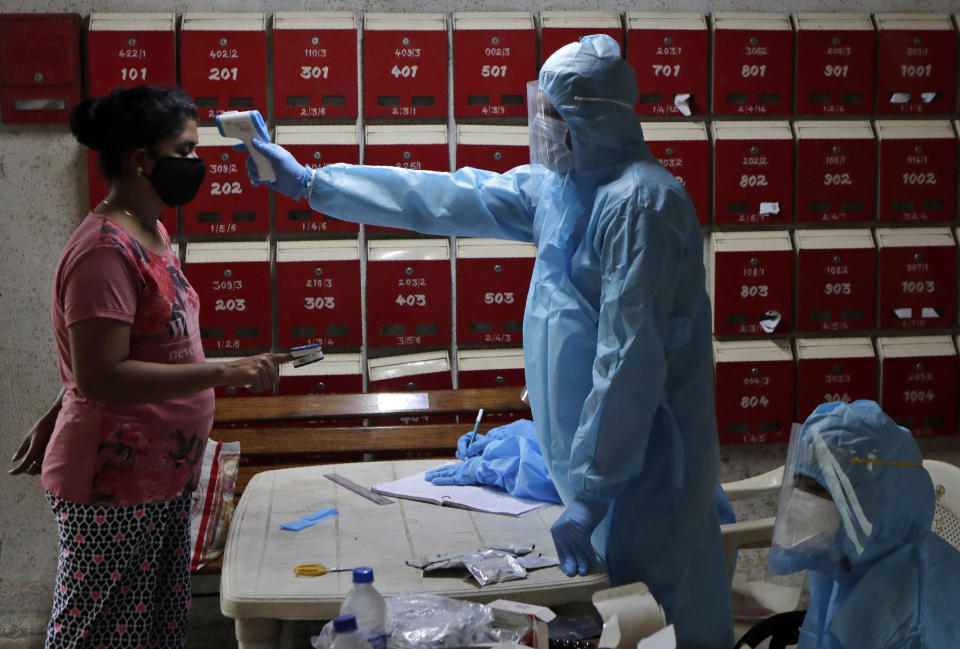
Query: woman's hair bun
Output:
[[70, 96, 108, 150]]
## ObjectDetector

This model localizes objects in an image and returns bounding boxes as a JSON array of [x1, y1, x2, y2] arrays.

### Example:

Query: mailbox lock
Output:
[[405, 267, 414, 276], [496, 375, 504, 385], [406, 381, 416, 391], [749, 36, 759, 45], [314, 267, 324, 277], [664, 36, 673, 46], [33, 72, 44, 83], [750, 146, 760, 155], [227, 386, 237, 395], [219, 38, 228, 47], [311, 36, 320, 45], [915, 363, 925, 372], [128, 38, 137, 47], [313, 151, 323, 161], [491, 36, 500, 45], [223, 269, 233, 278], [316, 382, 326, 392], [914, 252, 923, 262], [665, 147, 675, 156], [402, 37, 411, 46], [493, 264, 503, 273], [494, 152, 503, 161], [833, 255, 842, 264], [832, 145, 841, 154], [750, 368, 760, 377], [221, 153, 230, 162], [749, 257, 759, 267], [832, 363, 843, 374], [914, 145, 923, 154], [913, 37, 922, 46], [403, 151, 412, 160], [832, 36, 841, 46]]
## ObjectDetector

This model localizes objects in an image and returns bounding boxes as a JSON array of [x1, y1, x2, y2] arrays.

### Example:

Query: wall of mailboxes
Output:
[[2, 10, 960, 443]]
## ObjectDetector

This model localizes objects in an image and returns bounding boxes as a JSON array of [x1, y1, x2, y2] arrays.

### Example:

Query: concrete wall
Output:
[[3, 0, 960, 646]]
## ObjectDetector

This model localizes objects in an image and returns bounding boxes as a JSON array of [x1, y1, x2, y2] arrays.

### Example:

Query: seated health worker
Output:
[[31, 86, 288, 649], [236, 34, 733, 648], [769, 400, 960, 649]]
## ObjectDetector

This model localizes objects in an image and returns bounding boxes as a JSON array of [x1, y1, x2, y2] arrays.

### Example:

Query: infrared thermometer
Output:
[[215, 109, 276, 183]]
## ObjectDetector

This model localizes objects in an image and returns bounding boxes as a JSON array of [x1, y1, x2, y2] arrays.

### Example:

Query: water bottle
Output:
[[330, 615, 373, 649], [339, 567, 387, 649]]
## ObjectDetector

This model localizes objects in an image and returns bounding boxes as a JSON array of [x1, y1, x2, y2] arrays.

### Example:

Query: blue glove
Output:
[[232, 138, 311, 200], [551, 498, 609, 577], [456, 431, 495, 459], [425, 459, 481, 486], [457, 419, 539, 460]]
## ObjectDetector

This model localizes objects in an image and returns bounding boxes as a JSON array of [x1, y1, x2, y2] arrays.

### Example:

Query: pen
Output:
[[467, 408, 484, 448]]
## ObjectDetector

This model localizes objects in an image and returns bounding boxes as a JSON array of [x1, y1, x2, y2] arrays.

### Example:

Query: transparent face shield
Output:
[[527, 81, 574, 175], [767, 424, 844, 581]]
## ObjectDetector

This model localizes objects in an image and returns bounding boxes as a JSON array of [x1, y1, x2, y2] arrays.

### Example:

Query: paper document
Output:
[[371, 466, 549, 516]]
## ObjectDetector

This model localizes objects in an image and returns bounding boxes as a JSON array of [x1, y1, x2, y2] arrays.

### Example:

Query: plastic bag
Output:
[[189, 440, 240, 570]]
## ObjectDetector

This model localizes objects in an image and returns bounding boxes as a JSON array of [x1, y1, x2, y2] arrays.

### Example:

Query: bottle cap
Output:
[[352, 566, 374, 583], [333, 615, 358, 632]]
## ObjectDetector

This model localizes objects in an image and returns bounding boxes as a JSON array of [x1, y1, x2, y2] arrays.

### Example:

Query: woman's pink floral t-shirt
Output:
[[43, 213, 214, 506]]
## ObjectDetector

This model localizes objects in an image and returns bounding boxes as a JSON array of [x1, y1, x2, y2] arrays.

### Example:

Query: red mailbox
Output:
[[278, 352, 363, 396], [795, 120, 876, 223], [86, 149, 178, 234], [275, 125, 360, 233], [87, 13, 176, 98], [366, 239, 452, 349], [795, 338, 877, 421], [0, 13, 82, 124], [711, 13, 793, 116], [795, 229, 876, 333], [876, 14, 957, 116], [876, 227, 957, 330], [276, 240, 361, 350], [180, 13, 267, 122], [368, 351, 452, 392], [714, 340, 795, 444], [452, 12, 535, 118], [364, 125, 449, 233], [363, 13, 447, 119], [184, 126, 269, 235], [878, 336, 958, 437], [793, 13, 876, 115], [627, 12, 708, 117], [272, 12, 357, 120], [455, 124, 528, 172], [183, 242, 271, 352], [457, 348, 526, 424], [710, 231, 794, 336], [642, 122, 710, 224], [540, 11, 622, 63], [456, 238, 534, 345], [712, 121, 794, 225], [876, 120, 957, 223]]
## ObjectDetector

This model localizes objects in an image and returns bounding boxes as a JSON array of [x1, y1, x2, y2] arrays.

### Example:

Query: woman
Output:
[[22, 85, 287, 649]]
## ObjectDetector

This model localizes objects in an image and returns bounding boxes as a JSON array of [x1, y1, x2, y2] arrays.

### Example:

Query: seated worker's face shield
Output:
[[769, 424, 845, 575], [527, 81, 574, 175]]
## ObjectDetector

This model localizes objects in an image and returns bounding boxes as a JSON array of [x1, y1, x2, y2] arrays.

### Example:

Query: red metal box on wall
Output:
[[455, 124, 528, 172], [540, 11, 623, 63], [795, 337, 877, 422], [876, 120, 957, 223], [876, 227, 957, 330], [279, 352, 363, 396], [878, 336, 958, 437], [272, 12, 358, 120], [455, 238, 535, 346], [795, 120, 876, 223], [793, 13, 875, 115], [179, 13, 267, 122], [275, 125, 360, 234], [183, 242, 271, 352], [714, 340, 795, 444], [875, 13, 957, 116], [276, 240, 361, 351], [452, 12, 534, 119], [627, 12, 708, 117], [794, 229, 876, 333], [711, 13, 793, 116], [87, 13, 177, 97], [710, 231, 794, 336]]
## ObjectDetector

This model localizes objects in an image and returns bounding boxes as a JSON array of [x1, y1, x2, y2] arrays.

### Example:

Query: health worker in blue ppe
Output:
[[236, 34, 733, 649], [768, 400, 960, 649]]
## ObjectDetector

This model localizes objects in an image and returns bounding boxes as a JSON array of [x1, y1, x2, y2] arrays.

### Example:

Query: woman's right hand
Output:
[[9, 414, 55, 476], [221, 352, 293, 394]]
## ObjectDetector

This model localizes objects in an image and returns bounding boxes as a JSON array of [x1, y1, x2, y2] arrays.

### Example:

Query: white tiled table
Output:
[[220, 460, 609, 649]]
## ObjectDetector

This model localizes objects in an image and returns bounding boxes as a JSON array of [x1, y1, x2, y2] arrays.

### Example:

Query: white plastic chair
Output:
[[924, 459, 960, 551]]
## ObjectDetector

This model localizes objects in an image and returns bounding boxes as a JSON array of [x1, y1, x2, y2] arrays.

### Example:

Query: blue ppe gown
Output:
[[303, 34, 733, 648], [769, 400, 960, 649]]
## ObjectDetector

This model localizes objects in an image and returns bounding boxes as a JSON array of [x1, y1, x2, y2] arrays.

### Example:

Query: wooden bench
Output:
[[191, 386, 530, 586]]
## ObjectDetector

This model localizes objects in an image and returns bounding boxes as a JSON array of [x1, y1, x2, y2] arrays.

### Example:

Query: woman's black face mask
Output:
[[145, 155, 206, 207]]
